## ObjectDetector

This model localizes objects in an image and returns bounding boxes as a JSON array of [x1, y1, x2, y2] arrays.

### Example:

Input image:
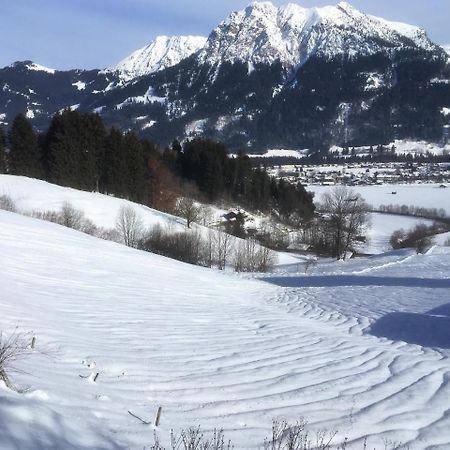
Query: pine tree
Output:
[[99, 128, 127, 196], [124, 132, 146, 202], [8, 114, 43, 178], [46, 110, 104, 190]]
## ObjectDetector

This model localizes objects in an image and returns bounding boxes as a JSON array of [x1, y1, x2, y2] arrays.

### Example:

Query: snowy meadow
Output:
[[0, 176, 450, 450]]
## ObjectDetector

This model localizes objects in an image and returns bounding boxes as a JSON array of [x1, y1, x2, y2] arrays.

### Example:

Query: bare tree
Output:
[[215, 229, 233, 270], [233, 238, 276, 273], [115, 205, 144, 248], [319, 186, 370, 259], [176, 197, 201, 228]]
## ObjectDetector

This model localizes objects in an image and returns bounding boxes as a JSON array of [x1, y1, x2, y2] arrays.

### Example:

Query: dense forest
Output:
[[0, 110, 315, 223]]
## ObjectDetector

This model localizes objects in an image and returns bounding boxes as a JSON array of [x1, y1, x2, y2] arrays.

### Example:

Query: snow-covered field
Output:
[[364, 213, 433, 254], [2, 198, 450, 448], [308, 183, 450, 215]]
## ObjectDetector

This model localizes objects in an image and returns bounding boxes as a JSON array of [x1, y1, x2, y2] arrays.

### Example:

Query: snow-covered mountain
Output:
[[197, 1, 439, 68], [108, 35, 207, 80], [1, 1, 449, 150], [443, 44, 450, 56]]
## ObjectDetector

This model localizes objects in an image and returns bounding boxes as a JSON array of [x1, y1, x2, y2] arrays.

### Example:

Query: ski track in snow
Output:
[[1, 209, 450, 449]]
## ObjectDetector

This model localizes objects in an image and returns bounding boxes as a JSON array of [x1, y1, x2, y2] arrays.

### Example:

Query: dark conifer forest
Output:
[[0, 110, 315, 222]]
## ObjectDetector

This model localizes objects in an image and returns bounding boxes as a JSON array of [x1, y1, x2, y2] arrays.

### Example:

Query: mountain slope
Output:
[[197, 1, 439, 68], [108, 35, 207, 81], [84, 1, 449, 149], [0, 61, 121, 129]]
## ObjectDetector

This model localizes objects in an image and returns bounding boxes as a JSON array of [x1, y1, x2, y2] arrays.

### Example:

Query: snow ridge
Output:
[[109, 35, 207, 80], [197, 1, 439, 68]]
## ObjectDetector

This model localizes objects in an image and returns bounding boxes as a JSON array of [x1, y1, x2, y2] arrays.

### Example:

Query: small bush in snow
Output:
[[149, 420, 397, 450], [0, 194, 17, 212], [141, 225, 207, 266], [0, 330, 32, 390], [30, 210, 60, 223], [390, 223, 436, 254], [59, 202, 85, 230], [264, 419, 337, 450], [151, 427, 231, 450], [97, 227, 122, 243], [30, 203, 98, 236]]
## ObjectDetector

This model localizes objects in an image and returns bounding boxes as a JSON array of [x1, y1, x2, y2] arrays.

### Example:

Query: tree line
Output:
[[0, 111, 315, 223]]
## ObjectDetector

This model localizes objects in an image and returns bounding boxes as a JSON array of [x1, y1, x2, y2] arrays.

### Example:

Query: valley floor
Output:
[[1, 209, 450, 449]]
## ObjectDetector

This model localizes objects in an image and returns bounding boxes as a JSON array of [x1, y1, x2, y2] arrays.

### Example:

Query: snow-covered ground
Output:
[[1, 199, 450, 449], [364, 213, 433, 254], [308, 183, 450, 215], [0, 175, 196, 232]]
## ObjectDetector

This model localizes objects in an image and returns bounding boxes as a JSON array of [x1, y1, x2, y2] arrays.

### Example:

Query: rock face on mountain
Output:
[[1, 2, 450, 151]]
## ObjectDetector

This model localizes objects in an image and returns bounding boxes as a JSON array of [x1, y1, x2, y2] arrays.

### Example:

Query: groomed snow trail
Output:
[[1, 210, 450, 449]]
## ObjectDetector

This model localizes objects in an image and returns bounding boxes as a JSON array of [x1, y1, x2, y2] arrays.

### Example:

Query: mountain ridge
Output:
[[1, 1, 449, 151]]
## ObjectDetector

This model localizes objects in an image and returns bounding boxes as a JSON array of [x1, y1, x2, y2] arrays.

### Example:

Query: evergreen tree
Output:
[[124, 132, 146, 202], [80, 113, 105, 191], [99, 127, 127, 196], [8, 114, 43, 178], [46, 110, 104, 190]]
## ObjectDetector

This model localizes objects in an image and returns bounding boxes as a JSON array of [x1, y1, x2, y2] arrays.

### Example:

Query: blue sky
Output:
[[2, 0, 450, 70]]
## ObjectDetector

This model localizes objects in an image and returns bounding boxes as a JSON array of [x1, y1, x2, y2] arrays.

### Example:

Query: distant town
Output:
[[268, 161, 450, 186]]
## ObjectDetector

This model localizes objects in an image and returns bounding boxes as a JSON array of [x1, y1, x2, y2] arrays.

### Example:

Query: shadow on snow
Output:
[[263, 275, 450, 289], [263, 275, 450, 349]]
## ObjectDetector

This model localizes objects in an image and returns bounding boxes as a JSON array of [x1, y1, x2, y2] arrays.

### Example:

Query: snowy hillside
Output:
[[197, 1, 439, 68], [2, 201, 450, 449], [0, 174, 187, 231], [109, 35, 207, 81]]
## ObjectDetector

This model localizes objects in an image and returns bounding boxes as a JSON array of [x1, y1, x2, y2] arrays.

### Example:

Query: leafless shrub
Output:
[[149, 421, 403, 450], [257, 224, 290, 251], [29, 210, 60, 223], [390, 223, 435, 254], [59, 202, 84, 229], [0, 194, 17, 212], [115, 205, 144, 248], [97, 227, 122, 243], [0, 330, 32, 390], [29, 203, 97, 235], [78, 217, 98, 236], [151, 427, 232, 450], [141, 225, 207, 266], [233, 238, 276, 273], [264, 420, 337, 450]]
